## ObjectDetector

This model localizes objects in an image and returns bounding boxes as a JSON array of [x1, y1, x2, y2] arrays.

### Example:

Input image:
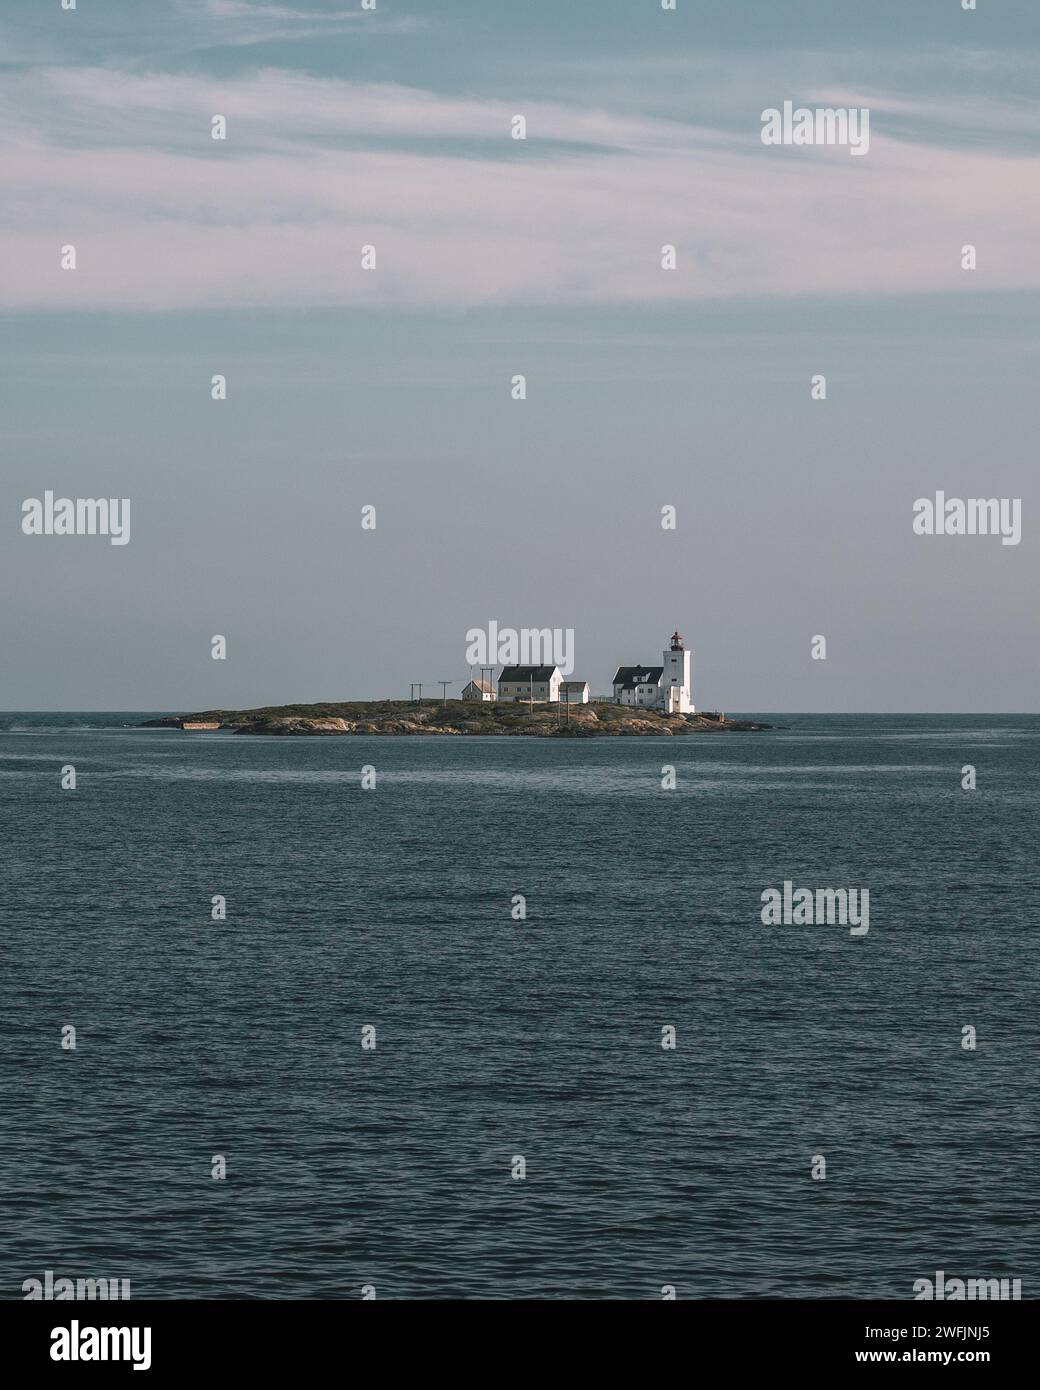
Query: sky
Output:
[[1, 0, 1037, 712]]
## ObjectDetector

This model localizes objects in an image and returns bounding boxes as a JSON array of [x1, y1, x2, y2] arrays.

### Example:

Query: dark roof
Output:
[[499, 665, 559, 682], [612, 666, 663, 689], [560, 680, 589, 690]]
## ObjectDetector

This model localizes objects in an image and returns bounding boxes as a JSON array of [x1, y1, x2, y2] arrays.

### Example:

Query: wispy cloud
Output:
[[182, 0, 426, 49], [2, 65, 1039, 312], [0, 1, 424, 68], [3, 65, 723, 154]]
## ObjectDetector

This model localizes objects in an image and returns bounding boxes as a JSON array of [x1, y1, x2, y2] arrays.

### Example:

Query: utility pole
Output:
[[438, 680, 452, 703], [410, 682, 423, 705]]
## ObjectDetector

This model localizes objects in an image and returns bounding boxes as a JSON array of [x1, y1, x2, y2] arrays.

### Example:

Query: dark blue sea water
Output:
[[1, 712, 1037, 1300]]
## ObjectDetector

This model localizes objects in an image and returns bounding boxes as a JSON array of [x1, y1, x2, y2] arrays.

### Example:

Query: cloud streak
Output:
[[3, 66, 1039, 312], [182, 0, 426, 49]]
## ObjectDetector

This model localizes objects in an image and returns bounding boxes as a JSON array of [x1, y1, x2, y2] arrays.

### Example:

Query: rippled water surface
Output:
[[2, 713, 1037, 1299]]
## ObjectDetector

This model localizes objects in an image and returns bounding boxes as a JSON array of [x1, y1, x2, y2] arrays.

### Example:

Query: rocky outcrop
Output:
[[237, 717, 356, 735], [141, 704, 770, 736]]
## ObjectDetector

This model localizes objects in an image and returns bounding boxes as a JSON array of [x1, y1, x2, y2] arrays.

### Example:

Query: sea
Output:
[[1, 712, 1037, 1300]]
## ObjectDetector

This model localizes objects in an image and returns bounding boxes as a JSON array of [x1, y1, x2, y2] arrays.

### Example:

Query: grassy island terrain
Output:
[[141, 700, 770, 736]]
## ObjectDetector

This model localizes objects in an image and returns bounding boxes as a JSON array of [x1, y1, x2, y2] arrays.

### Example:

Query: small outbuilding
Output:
[[462, 678, 496, 702], [559, 680, 590, 704]]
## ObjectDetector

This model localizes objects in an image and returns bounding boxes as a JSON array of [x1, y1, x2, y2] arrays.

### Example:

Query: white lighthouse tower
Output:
[[661, 630, 693, 713]]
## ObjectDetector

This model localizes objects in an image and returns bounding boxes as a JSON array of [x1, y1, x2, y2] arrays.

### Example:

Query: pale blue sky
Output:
[[2, 1, 1037, 710]]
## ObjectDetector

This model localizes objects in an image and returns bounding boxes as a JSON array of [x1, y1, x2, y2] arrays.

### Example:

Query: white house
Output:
[[498, 665, 562, 703], [612, 631, 694, 713], [559, 680, 590, 705], [612, 665, 664, 708], [462, 678, 496, 702]]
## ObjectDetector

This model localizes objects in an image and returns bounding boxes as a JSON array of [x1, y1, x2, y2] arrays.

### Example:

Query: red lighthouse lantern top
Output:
[[670, 630, 684, 651]]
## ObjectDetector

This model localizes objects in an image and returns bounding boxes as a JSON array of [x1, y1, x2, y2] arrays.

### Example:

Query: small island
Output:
[[141, 701, 770, 737]]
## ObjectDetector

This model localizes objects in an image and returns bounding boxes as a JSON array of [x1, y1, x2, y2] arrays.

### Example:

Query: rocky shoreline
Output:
[[141, 701, 770, 737]]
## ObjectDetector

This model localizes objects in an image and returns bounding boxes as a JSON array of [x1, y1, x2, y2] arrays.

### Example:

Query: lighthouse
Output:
[[662, 630, 693, 714]]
